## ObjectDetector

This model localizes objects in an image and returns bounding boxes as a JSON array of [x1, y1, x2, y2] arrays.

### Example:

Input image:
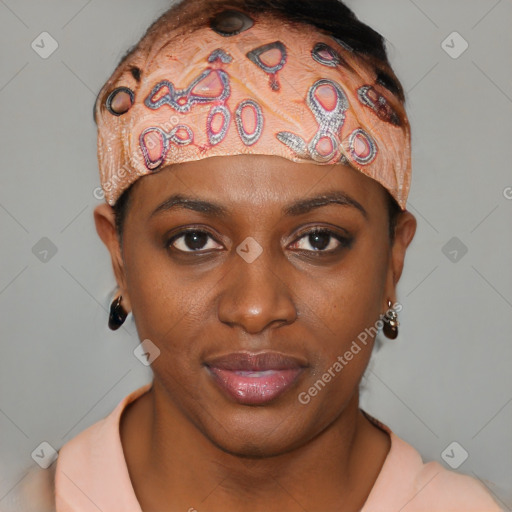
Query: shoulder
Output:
[[361, 411, 503, 511], [405, 456, 503, 511], [53, 399, 123, 511], [54, 383, 152, 511]]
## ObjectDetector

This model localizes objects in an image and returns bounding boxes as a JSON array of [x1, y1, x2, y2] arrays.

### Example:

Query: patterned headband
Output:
[[95, 9, 411, 209]]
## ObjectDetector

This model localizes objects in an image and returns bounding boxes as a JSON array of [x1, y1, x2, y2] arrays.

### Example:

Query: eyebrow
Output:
[[149, 190, 368, 220], [283, 190, 368, 219], [150, 194, 229, 219]]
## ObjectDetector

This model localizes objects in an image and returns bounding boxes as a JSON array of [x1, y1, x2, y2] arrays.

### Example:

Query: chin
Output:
[[209, 429, 303, 459], [195, 403, 316, 459]]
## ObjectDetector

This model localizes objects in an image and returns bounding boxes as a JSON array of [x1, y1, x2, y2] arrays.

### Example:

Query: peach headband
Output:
[[95, 9, 411, 209]]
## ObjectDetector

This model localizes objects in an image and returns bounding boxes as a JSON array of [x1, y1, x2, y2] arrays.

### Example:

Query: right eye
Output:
[[167, 229, 223, 253]]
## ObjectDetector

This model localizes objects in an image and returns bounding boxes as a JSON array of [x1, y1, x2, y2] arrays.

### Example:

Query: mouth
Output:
[[204, 351, 308, 405]]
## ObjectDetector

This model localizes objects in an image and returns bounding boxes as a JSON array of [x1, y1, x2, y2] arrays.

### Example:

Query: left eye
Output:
[[290, 229, 350, 253]]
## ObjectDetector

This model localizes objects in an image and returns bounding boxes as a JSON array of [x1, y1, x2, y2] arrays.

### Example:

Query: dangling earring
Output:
[[108, 294, 128, 330], [382, 299, 399, 340]]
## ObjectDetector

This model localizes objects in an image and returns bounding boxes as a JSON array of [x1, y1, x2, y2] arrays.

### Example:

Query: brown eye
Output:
[[105, 87, 134, 116], [290, 228, 353, 254], [167, 230, 223, 253], [211, 10, 254, 36]]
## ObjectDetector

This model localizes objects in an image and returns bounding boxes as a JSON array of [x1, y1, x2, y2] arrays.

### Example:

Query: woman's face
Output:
[[95, 154, 416, 457]]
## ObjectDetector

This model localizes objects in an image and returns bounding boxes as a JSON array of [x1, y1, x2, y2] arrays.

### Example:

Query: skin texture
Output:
[[94, 154, 416, 511]]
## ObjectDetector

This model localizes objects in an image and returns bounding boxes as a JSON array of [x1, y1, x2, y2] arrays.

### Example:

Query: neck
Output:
[[121, 378, 390, 512]]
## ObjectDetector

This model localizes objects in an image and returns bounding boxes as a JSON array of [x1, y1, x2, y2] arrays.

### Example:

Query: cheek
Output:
[[122, 240, 203, 359], [311, 237, 389, 339], [127, 262, 208, 402], [296, 235, 389, 383], [292, 251, 388, 415]]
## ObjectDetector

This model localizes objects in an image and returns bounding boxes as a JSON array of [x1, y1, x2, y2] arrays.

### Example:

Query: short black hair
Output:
[[108, 0, 406, 243], [114, 182, 132, 246]]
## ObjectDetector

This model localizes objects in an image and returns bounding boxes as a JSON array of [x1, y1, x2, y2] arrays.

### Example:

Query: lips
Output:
[[204, 351, 307, 405]]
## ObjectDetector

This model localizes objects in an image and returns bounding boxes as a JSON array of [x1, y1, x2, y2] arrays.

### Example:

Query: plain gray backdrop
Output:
[[1, 0, 511, 510]]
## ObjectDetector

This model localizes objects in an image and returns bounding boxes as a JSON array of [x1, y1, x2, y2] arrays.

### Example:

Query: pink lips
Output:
[[205, 351, 307, 405]]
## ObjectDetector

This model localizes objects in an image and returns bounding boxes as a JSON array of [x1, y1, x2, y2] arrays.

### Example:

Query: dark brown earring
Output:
[[382, 299, 399, 340], [108, 294, 128, 331]]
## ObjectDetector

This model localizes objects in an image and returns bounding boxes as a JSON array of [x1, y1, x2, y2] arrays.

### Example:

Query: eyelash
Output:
[[166, 227, 352, 255]]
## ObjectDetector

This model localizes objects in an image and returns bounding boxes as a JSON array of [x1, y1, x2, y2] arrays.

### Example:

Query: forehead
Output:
[[128, 154, 388, 217]]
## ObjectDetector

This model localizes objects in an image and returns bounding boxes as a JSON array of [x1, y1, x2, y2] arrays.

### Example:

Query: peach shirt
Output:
[[54, 382, 503, 511]]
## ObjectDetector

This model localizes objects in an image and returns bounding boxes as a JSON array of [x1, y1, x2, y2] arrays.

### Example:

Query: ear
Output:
[[384, 210, 417, 307], [93, 204, 131, 312]]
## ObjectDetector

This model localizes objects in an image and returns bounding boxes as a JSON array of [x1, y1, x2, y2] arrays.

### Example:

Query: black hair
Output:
[[114, 183, 132, 246], [108, 0, 405, 243]]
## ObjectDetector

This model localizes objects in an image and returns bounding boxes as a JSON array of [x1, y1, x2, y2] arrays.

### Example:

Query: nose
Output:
[[217, 247, 297, 334]]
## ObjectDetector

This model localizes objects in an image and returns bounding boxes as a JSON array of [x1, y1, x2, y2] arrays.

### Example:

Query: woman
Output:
[[53, 0, 503, 510]]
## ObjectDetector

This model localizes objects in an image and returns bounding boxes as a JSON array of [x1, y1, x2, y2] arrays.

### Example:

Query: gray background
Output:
[[0, 0, 511, 509]]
